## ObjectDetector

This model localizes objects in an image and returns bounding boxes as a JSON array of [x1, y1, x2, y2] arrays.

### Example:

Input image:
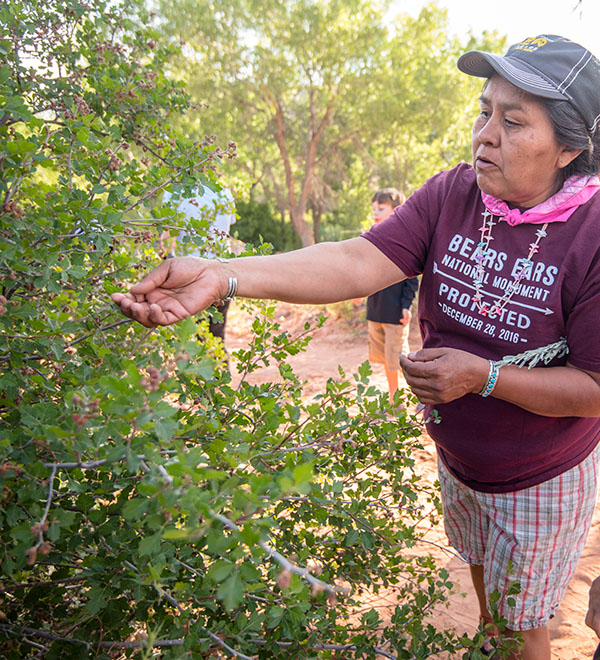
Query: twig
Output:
[[43, 458, 111, 469], [257, 434, 353, 457], [1, 624, 401, 659], [127, 327, 155, 360], [22, 637, 48, 652], [209, 509, 337, 595], [66, 318, 131, 349], [100, 639, 186, 649], [123, 556, 257, 660], [156, 464, 173, 484], [3, 575, 86, 591], [0, 623, 90, 648], [42, 450, 178, 470], [248, 638, 399, 658], [0, 319, 133, 363], [41, 465, 56, 525], [67, 135, 74, 192], [415, 538, 464, 561], [203, 629, 256, 660], [29, 465, 57, 550]]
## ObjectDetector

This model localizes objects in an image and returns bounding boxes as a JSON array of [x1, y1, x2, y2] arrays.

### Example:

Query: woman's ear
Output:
[[558, 146, 584, 169]]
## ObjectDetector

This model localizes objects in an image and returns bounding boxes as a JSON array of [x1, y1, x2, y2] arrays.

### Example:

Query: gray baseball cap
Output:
[[458, 35, 600, 132]]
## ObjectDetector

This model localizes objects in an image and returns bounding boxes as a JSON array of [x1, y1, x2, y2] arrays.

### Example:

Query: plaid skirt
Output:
[[438, 442, 600, 631]]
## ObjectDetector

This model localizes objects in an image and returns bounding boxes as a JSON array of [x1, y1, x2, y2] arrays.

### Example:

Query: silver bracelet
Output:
[[223, 276, 238, 301], [479, 360, 500, 397], [214, 257, 237, 303]]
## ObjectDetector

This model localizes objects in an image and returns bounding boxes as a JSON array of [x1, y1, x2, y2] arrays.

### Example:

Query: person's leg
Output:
[[208, 298, 230, 341], [470, 564, 499, 655], [383, 364, 399, 403], [470, 565, 550, 659], [382, 324, 404, 406], [438, 460, 497, 653], [470, 564, 493, 622], [368, 321, 390, 400], [505, 626, 550, 660], [399, 317, 410, 356]]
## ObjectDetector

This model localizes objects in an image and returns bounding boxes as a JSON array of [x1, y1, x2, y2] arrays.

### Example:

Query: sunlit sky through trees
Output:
[[388, 0, 598, 54]]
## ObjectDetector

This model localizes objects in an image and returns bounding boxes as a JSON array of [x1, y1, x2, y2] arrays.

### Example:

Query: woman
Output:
[[113, 35, 600, 660]]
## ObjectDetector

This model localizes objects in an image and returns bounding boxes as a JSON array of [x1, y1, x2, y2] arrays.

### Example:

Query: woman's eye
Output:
[[504, 118, 519, 127]]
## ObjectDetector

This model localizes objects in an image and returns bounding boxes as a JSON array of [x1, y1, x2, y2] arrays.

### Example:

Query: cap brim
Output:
[[457, 50, 567, 100]]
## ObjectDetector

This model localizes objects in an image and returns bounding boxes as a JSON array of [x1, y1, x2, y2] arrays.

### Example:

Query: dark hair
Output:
[[371, 187, 405, 207], [540, 97, 600, 178]]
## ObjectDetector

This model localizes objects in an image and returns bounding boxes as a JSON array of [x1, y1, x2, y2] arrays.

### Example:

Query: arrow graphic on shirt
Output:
[[432, 261, 554, 315]]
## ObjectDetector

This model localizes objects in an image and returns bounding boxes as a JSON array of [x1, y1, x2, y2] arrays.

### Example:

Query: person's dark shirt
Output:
[[366, 278, 419, 324]]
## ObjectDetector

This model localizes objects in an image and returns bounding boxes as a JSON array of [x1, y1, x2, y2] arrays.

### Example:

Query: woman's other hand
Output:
[[400, 347, 488, 404]]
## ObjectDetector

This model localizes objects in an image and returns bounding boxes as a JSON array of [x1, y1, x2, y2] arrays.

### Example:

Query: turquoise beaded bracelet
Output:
[[479, 360, 500, 397]]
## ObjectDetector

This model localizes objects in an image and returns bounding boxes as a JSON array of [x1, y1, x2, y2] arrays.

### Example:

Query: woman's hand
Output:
[[399, 347, 488, 405], [111, 257, 225, 328]]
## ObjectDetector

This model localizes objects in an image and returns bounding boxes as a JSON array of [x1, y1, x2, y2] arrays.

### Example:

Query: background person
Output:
[[162, 186, 237, 343], [367, 188, 419, 404], [113, 35, 600, 660], [586, 577, 600, 644]]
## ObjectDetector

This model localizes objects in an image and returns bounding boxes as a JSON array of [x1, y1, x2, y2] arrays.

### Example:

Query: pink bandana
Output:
[[481, 175, 600, 226]]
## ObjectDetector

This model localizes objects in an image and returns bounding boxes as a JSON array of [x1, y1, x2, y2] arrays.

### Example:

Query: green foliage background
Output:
[[234, 199, 301, 253], [157, 0, 505, 245], [0, 1, 513, 658]]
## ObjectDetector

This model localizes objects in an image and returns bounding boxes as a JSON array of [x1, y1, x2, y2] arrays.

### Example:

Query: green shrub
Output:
[[234, 199, 301, 253], [0, 1, 509, 658]]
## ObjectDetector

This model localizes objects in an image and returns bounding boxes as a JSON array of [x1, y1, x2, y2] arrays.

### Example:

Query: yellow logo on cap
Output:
[[515, 36, 548, 52]]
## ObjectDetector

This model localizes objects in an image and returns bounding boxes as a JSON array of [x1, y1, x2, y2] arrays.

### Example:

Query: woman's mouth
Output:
[[475, 155, 498, 170]]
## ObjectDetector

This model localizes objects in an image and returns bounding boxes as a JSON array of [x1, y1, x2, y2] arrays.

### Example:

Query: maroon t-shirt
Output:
[[363, 162, 600, 493]]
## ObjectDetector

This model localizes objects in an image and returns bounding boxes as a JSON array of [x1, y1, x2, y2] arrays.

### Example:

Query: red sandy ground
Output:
[[226, 300, 600, 659]]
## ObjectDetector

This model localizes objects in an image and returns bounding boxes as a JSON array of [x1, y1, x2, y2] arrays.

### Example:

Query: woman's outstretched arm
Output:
[[111, 237, 406, 327]]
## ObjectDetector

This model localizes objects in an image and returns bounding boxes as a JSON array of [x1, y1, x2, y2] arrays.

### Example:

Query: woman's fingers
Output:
[[400, 348, 488, 404]]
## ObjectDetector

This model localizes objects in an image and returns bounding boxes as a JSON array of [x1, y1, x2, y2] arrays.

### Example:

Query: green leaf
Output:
[[217, 570, 243, 611], [122, 498, 148, 520], [86, 585, 108, 615], [293, 461, 313, 486], [207, 559, 233, 583], [139, 532, 162, 556]]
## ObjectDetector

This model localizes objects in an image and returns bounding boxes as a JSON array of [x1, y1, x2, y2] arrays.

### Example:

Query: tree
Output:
[[158, 0, 389, 247], [0, 1, 515, 658], [365, 10, 506, 194], [157, 1, 505, 246]]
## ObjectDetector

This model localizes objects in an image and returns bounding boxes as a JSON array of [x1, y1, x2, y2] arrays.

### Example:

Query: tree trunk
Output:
[[290, 208, 315, 247], [312, 206, 321, 243]]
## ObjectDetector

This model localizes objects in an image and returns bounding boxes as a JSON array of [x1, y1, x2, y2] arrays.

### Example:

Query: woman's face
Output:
[[472, 75, 579, 208]]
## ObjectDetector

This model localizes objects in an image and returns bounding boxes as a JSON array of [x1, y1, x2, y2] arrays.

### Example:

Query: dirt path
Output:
[[226, 301, 600, 659]]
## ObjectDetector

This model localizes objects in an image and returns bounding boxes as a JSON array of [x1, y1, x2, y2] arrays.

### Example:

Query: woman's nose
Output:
[[476, 115, 500, 146]]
